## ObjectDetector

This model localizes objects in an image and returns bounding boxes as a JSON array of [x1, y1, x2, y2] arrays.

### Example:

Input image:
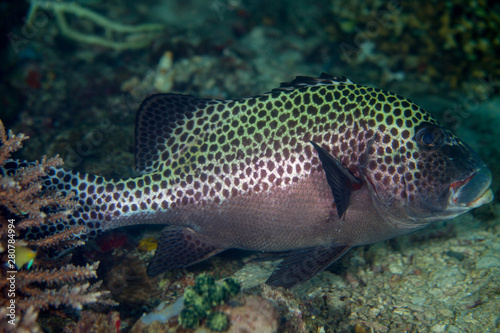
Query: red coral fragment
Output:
[[95, 232, 128, 252], [26, 69, 42, 89]]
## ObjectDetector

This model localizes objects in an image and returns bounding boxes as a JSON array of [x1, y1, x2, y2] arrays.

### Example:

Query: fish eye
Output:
[[416, 126, 444, 149]]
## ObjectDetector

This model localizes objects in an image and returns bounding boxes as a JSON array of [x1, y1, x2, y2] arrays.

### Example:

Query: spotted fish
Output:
[[18, 73, 493, 288]]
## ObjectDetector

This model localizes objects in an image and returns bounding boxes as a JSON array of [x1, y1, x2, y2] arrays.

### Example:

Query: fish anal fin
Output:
[[310, 141, 362, 220], [265, 245, 351, 289], [146, 226, 222, 277]]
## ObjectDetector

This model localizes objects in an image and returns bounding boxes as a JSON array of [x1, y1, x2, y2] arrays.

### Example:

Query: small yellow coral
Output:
[[137, 237, 158, 252]]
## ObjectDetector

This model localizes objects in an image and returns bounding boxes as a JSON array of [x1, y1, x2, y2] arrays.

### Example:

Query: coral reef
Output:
[[0, 120, 110, 331], [206, 311, 229, 331], [130, 273, 280, 333], [0, 305, 41, 333], [259, 284, 307, 332], [70, 310, 121, 333], [104, 254, 159, 308], [219, 294, 279, 333], [14, 262, 102, 311], [1, 1, 498, 332], [329, 0, 500, 93], [23, 0, 164, 51]]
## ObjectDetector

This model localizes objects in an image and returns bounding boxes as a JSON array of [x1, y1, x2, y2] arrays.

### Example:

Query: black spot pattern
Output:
[[22, 73, 467, 244]]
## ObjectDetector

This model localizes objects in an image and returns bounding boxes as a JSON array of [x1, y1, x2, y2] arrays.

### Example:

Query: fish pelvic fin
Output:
[[265, 245, 351, 289]]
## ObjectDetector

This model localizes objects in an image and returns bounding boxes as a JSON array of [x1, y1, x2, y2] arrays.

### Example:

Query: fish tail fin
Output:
[[1, 159, 114, 244], [1, 159, 89, 261]]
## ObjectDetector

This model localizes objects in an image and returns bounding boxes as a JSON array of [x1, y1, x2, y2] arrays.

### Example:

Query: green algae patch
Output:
[[179, 273, 241, 330]]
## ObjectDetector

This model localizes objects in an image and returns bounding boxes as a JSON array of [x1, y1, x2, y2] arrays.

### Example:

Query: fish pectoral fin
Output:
[[310, 141, 362, 220], [146, 226, 222, 277], [265, 245, 351, 289]]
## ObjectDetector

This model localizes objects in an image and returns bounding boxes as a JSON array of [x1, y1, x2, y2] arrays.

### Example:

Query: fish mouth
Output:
[[450, 167, 494, 208]]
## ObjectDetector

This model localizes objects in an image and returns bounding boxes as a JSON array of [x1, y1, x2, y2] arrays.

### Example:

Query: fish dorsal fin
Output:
[[134, 93, 218, 174], [271, 73, 353, 94]]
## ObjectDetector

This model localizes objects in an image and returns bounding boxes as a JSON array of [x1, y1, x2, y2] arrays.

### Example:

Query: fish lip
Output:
[[466, 188, 494, 208], [450, 167, 493, 208]]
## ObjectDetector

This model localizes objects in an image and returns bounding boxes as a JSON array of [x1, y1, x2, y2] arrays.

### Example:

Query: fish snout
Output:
[[450, 167, 493, 208]]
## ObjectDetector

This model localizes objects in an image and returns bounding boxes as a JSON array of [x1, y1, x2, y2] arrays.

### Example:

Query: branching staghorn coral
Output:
[[0, 120, 112, 331], [0, 121, 82, 252], [0, 305, 41, 333], [25, 0, 165, 51], [71, 310, 121, 333]]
